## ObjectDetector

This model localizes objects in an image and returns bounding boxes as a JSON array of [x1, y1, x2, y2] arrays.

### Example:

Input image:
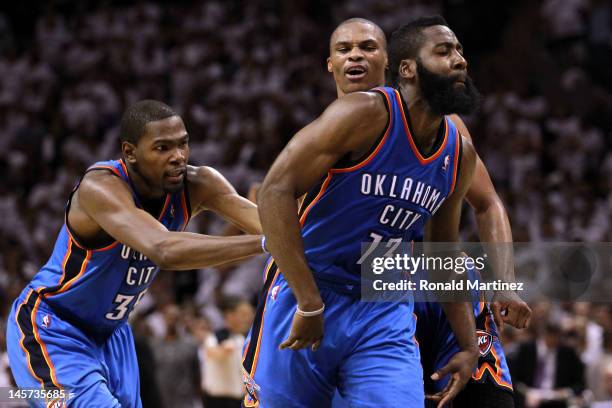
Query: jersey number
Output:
[[356, 232, 403, 264], [105, 291, 148, 320]]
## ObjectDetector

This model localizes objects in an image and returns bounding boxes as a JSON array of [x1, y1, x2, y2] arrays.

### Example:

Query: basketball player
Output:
[[241, 18, 481, 408], [6, 100, 265, 407], [326, 17, 530, 407]]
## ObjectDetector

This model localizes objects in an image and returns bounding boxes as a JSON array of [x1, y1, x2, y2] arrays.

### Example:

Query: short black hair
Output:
[[329, 18, 387, 52], [388, 15, 449, 86], [119, 100, 177, 144]]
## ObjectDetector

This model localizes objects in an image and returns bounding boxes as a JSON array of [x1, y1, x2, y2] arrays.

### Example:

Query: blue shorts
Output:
[[415, 301, 513, 395], [242, 263, 424, 408], [6, 288, 142, 408], [333, 303, 513, 408]]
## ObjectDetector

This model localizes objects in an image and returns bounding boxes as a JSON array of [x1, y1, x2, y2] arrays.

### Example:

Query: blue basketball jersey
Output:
[[27, 159, 190, 336], [299, 87, 462, 287]]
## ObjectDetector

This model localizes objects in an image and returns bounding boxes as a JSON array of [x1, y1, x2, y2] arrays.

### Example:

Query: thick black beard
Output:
[[416, 60, 480, 115]]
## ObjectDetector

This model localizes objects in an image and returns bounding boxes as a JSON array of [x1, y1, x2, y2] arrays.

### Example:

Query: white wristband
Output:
[[296, 304, 325, 317], [261, 236, 269, 254]]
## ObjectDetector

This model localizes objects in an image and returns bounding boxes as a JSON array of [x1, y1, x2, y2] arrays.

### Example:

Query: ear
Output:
[[122, 141, 137, 165], [327, 57, 333, 73], [399, 59, 417, 81]]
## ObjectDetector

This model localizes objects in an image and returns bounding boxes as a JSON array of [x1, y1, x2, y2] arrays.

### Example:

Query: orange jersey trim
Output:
[[157, 194, 171, 221], [242, 260, 276, 362], [31, 297, 62, 389], [477, 301, 485, 315], [449, 128, 461, 194], [394, 89, 449, 165], [88, 165, 121, 178], [330, 89, 394, 174], [65, 227, 120, 252], [180, 189, 189, 231], [472, 313, 513, 390], [298, 173, 333, 227], [243, 392, 260, 408], [249, 268, 280, 378], [119, 158, 129, 177], [298, 89, 394, 227], [58, 239, 72, 285], [15, 290, 44, 384], [43, 249, 92, 298]]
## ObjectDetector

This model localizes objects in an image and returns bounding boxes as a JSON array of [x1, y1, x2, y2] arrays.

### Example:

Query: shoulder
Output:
[[316, 91, 388, 152], [449, 134, 476, 198], [324, 90, 387, 121], [449, 114, 473, 142], [460, 133, 476, 165], [78, 168, 132, 202], [186, 165, 238, 214], [186, 165, 232, 192]]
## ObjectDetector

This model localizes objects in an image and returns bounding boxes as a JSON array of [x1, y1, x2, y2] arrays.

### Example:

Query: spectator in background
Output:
[[589, 331, 612, 403], [132, 317, 163, 408], [1, 1, 612, 405], [151, 304, 202, 408], [591, 361, 612, 407], [203, 296, 254, 408], [510, 322, 585, 408]]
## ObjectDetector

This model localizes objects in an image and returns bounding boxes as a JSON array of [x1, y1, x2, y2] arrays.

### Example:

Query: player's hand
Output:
[[490, 290, 531, 330], [426, 349, 478, 408], [279, 309, 324, 352]]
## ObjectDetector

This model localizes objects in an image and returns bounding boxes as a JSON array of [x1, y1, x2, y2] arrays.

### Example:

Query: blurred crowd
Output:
[[0, 0, 611, 407]]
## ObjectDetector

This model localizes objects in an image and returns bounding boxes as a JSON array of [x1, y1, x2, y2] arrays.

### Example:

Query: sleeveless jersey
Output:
[[298, 87, 462, 287], [28, 159, 191, 336]]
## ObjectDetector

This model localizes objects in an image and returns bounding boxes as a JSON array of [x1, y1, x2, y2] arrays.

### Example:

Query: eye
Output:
[[337, 47, 349, 53], [155, 145, 168, 152]]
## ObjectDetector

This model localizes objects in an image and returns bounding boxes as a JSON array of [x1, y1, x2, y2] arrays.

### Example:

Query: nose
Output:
[[452, 51, 467, 71], [170, 146, 186, 164], [347, 46, 364, 61]]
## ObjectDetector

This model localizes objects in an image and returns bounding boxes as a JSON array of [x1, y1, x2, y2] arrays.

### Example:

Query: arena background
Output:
[[0, 0, 611, 407]]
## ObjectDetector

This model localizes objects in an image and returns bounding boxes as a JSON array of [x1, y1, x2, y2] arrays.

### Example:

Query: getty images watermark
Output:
[[360, 242, 610, 302], [370, 252, 523, 293]]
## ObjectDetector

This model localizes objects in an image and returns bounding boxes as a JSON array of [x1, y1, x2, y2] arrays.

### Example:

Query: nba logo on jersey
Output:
[[442, 154, 451, 172], [42, 314, 51, 328], [270, 285, 280, 300], [477, 330, 493, 356]]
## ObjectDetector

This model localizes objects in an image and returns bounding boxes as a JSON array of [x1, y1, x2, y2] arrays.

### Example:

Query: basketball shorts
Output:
[[6, 288, 142, 408], [241, 264, 424, 408], [416, 301, 513, 407]]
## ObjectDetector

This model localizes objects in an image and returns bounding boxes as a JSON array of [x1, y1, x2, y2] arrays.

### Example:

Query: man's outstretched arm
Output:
[[77, 171, 264, 270], [188, 166, 262, 235], [450, 114, 531, 330]]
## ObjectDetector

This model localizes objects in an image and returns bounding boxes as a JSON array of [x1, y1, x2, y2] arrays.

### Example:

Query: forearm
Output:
[[475, 198, 515, 282], [259, 186, 321, 309], [228, 206, 263, 235], [440, 301, 478, 353], [156, 233, 263, 270]]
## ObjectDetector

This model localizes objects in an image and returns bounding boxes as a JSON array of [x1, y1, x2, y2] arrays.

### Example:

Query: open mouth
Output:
[[345, 65, 367, 80]]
